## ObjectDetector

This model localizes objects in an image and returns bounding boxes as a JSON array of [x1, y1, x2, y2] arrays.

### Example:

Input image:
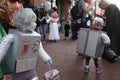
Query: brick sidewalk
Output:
[[4, 32, 120, 80]]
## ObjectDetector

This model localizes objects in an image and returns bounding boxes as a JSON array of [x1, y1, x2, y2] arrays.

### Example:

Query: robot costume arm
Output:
[[39, 42, 52, 66], [0, 34, 14, 63], [101, 33, 111, 46]]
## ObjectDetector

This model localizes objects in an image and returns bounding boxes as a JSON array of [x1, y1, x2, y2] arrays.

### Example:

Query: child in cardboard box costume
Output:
[[0, 8, 52, 80], [76, 15, 110, 74]]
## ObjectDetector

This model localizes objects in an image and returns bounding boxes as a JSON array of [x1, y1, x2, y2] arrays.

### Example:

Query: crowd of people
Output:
[[0, 0, 57, 80], [0, 0, 60, 43], [71, 0, 120, 74], [0, 0, 120, 79], [22, 0, 60, 43]]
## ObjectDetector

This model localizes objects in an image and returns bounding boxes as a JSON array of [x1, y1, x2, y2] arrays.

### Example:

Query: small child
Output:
[[64, 21, 70, 39], [0, 8, 52, 80], [84, 15, 110, 74]]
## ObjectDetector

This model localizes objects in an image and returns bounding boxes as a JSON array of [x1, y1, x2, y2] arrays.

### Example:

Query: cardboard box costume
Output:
[[0, 8, 52, 80], [76, 28, 108, 58]]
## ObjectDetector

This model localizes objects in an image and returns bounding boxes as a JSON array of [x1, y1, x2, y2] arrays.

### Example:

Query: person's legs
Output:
[[85, 57, 91, 66], [35, 27, 40, 34], [64, 29, 67, 37], [71, 25, 77, 40], [94, 58, 99, 68], [85, 56, 91, 72], [94, 58, 101, 73], [43, 24, 46, 42], [39, 24, 45, 42], [65, 29, 69, 39], [66, 29, 69, 38]]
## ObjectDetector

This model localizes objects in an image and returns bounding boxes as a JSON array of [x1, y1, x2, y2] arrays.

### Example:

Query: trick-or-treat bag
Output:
[[44, 69, 60, 80]]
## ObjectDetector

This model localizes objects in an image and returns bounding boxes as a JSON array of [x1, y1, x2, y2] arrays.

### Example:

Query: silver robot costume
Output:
[[0, 8, 52, 80]]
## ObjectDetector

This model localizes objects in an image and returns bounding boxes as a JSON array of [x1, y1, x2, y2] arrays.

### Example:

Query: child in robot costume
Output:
[[0, 8, 52, 80], [84, 15, 110, 74]]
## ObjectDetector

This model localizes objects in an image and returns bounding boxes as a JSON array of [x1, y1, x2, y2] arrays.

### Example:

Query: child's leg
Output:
[[12, 69, 38, 80], [64, 29, 67, 37], [94, 58, 101, 73], [93, 58, 99, 68], [85, 56, 91, 66], [85, 56, 91, 72]]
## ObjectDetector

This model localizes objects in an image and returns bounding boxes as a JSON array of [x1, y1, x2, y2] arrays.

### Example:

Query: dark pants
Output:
[[71, 24, 78, 40], [64, 29, 69, 37], [86, 56, 99, 68], [12, 70, 37, 80], [35, 24, 46, 42]]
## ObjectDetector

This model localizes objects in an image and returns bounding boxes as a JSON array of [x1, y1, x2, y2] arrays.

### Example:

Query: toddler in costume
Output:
[[85, 15, 110, 74], [0, 8, 52, 80]]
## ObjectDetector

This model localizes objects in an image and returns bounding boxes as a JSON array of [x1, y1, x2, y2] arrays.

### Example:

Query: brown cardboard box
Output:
[[44, 69, 60, 80]]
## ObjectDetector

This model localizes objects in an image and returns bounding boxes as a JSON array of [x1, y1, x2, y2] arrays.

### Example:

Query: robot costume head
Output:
[[92, 16, 104, 29], [13, 8, 37, 33]]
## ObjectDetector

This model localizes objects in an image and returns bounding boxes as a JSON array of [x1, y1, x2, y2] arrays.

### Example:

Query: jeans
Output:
[[36, 24, 46, 42]]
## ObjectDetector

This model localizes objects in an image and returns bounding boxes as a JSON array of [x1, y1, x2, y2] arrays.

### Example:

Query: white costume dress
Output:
[[48, 17, 60, 40]]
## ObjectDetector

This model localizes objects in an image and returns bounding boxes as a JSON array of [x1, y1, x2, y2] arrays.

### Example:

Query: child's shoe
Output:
[[96, 68, 101, 74]]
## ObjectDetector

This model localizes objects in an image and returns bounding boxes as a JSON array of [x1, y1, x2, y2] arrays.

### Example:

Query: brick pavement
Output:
[[4, 32, 120, 80]]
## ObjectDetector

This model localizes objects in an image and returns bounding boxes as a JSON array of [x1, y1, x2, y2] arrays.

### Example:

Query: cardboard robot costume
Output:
[[76, 16, 110, 58], [0, 8, 52, 80]]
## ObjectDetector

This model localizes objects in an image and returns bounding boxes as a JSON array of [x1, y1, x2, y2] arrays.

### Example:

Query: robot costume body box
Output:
[[6, 29, 41, 73], [76, 28, 105, 58]]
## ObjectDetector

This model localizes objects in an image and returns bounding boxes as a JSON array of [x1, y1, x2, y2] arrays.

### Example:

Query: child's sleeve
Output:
[[0, 34, 14, 63], [101, 33, 110, 45]]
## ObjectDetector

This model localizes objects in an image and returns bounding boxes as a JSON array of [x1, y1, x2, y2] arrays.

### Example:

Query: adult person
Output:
[[70, 0, 92, 40], [37, 8, 48, 43], [99, 0, 120, 55], [70, 0, 83, 40]]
